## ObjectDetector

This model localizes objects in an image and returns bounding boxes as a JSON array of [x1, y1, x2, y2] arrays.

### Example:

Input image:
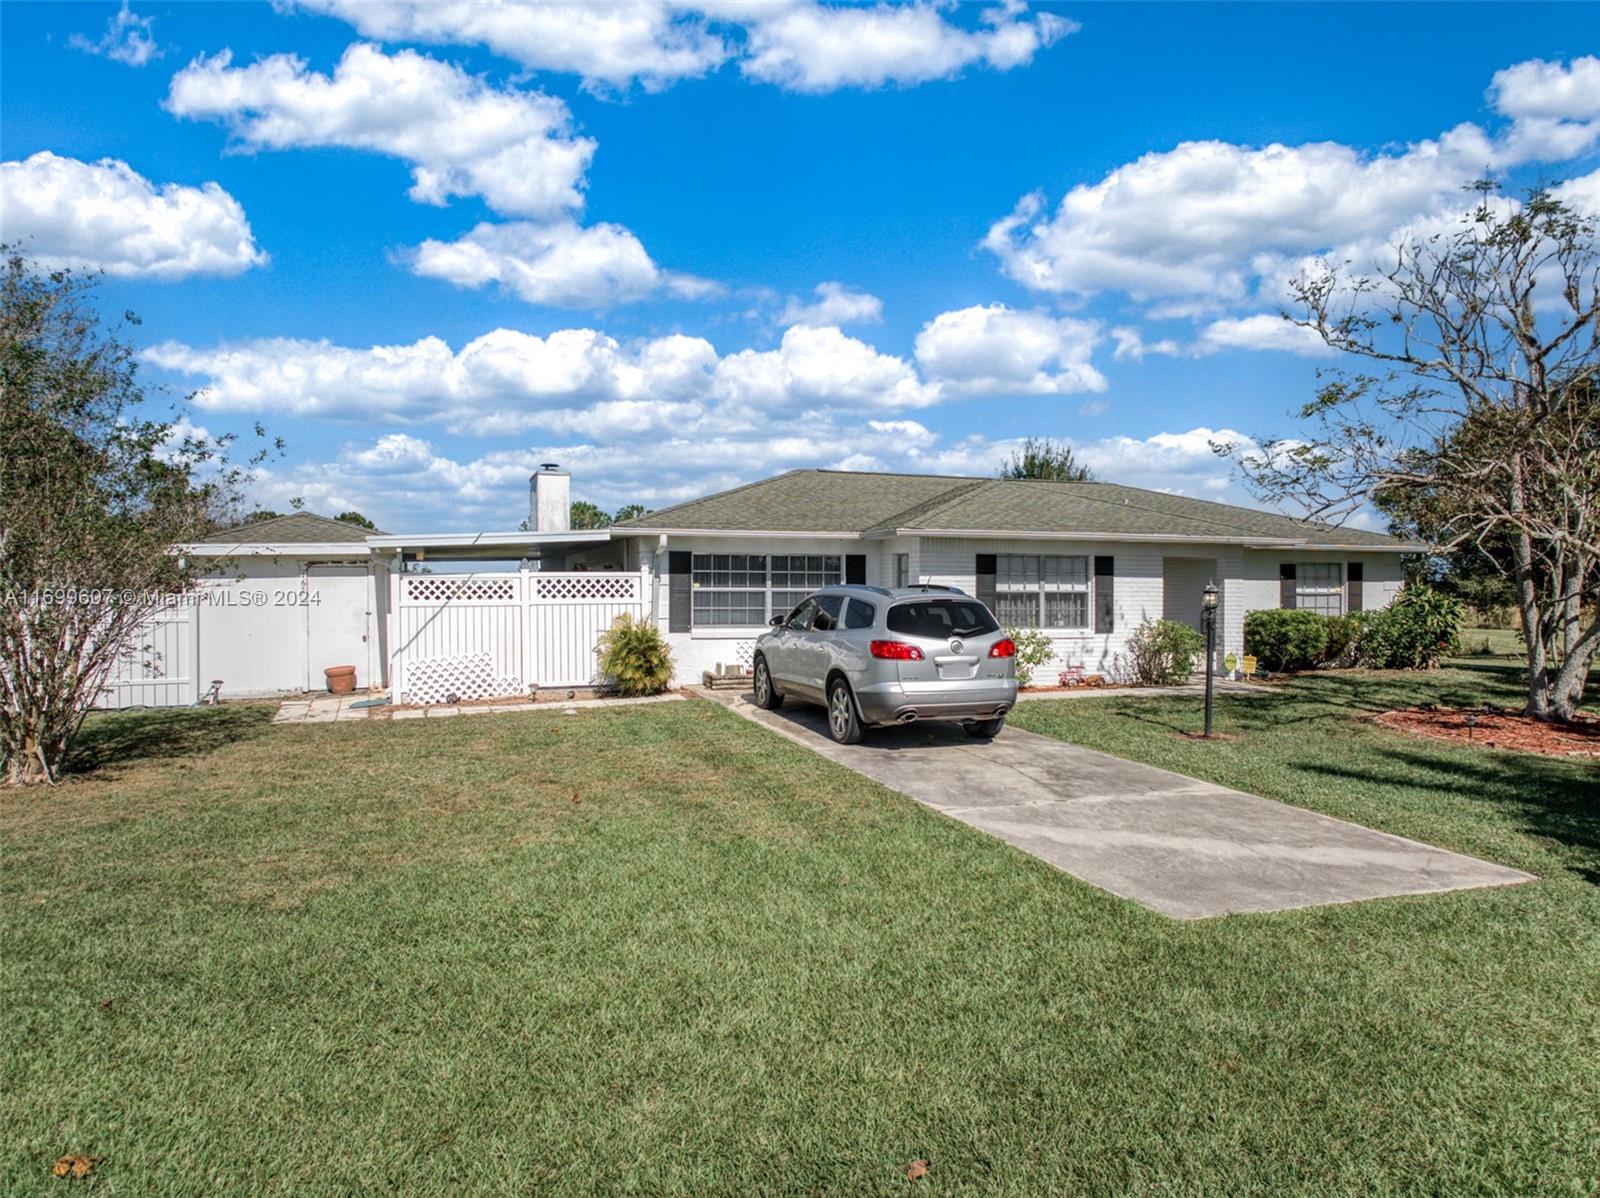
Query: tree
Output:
[[613, 503, 648, 523], [0, 253, 263, 783], [335, 510, 376, 530], [1000, 438, 1094, 481], [569, 500, 612, 530], [1226, 184, 1598, 722]]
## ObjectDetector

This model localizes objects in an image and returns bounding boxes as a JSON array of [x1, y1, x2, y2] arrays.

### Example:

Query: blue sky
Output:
[[3, 1, 1596, 531]]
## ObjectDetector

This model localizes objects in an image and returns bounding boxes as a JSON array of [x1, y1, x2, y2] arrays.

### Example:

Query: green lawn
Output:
[[2, 678, 1597, 1196]]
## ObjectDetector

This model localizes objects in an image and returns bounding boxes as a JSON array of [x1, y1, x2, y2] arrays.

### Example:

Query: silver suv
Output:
[[751, 584, 1018, 744]]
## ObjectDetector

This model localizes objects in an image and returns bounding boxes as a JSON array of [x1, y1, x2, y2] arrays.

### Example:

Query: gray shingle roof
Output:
[[613, 469, 1409, 548], [198, 513, 384, 544]]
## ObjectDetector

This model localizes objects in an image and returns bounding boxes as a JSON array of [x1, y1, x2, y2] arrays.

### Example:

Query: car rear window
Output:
[[887, 599, 999, 638]]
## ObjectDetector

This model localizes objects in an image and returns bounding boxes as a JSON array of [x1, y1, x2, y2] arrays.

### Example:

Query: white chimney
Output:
[[530, 463, 570, 532]]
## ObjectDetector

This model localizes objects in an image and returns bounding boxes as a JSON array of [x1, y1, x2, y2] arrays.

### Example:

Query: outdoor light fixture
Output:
[[1200, 582, 1220, 738]]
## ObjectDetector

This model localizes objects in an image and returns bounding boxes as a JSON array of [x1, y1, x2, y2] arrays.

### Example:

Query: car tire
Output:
[[826, 677, 865, 745], [752, 656, 783, 710], [964, 717, 1006, 738]]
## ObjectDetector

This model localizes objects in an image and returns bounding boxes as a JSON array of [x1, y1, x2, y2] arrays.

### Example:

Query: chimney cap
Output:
[[539, 462, 563, 472]]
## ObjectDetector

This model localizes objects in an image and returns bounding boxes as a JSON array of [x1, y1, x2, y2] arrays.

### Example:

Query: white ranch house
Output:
[[105, 466, 1417, 708]]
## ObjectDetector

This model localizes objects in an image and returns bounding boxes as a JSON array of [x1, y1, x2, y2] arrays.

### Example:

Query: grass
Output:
[[2, 680, 1598, 1196], [1455, 626, 1526, 658]]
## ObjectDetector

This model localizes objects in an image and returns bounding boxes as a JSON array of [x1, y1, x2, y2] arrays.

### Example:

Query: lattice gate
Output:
[[390, 570, 648, 704]]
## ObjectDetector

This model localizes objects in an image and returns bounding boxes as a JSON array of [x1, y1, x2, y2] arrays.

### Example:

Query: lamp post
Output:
[[1201, 581, 1219, 738]]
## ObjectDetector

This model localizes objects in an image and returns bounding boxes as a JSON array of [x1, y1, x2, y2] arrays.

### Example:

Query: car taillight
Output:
[[989, 638, 1016, 658], [870, 640, 924, 661]]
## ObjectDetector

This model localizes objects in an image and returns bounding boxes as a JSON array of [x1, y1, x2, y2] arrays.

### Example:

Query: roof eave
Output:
[[180, 542, 372, 556], [364, 530, 613, 549], [610, 528, 865, 539]]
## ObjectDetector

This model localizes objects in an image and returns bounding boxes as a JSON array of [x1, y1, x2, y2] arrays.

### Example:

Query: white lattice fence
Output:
[[391, 569, 647, 703]]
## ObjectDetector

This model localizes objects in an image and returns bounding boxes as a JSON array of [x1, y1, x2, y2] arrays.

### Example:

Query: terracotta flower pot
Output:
[[324, 665, 357, 695]]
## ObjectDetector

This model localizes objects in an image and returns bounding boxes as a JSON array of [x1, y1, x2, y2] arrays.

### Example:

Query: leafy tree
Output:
[[1224, 183, 1598, 721], [335, 510, 376, 530], [613, 503, 649, 523], [1000, 438, 1094, 481], [569, 500, 612, 530], [0, 253, 266, 783]]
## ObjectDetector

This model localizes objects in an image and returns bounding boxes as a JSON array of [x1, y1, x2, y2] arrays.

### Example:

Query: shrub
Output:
[[1322, 613, 1366, 667], [1122, 618, 1206, 686], [1005, 627, 1055, 688], [597, 614, 675, 696], [1244, 609, 1330, 671], [1355, 584, 1463, 670]]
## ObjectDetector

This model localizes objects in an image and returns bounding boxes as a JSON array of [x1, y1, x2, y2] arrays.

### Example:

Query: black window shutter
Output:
[[1346, 562, 1364, 612], [1279, 563, 1297, 609], [1094, 555, 1115, 634], [845, 554, 866, 585], [974, 553, 997, 611], [668, 550, 692, 632]]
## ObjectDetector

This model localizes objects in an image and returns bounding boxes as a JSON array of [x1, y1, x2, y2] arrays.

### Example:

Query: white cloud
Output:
[[69, 1, 163, 67], [778, 281, 884, 327], [716, 323, 937, 413], [1551, 167, 1600, 216], [1110, 325, 1179, 362], [1195, 314, 1333, 357], [166, 43, 594, 218], [292, 0, 729, 93], [737, 1, 1076, 93], [0, 152, 266, 279], [914, 304, 1106, 395], [1489, 56, 1600, 160], [143, 321, 939, 434], [410, 220, 715, 308], [245, 422, 1279, 533], [1490, 55, 1600, 121], [289, 1, 1073, 94], [983, 56, 1599, 305]]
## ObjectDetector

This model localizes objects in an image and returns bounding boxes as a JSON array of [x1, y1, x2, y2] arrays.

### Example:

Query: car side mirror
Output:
[[768, 615, 784, 627]]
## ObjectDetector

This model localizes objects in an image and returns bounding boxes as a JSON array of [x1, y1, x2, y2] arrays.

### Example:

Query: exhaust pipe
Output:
[[896, 710, 919, 723]]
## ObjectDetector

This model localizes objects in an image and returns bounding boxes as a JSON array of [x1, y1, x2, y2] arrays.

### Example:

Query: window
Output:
[[994, 554, 1090, 628], [786, 598, 820, 631], [690, 552, 842, 627], [1296, 562, 1343, 616], [887, 599, 1000, 638], [771, 554, 842, 616], [844, 598, 876, 630], [894, 553, 910, 588], [812, 595, 844, 631], [692, 554, 767, 626]]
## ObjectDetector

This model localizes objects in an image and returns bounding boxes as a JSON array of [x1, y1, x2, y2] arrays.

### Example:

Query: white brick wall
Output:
[[614, 532, 1411, 686], [916, 537, 1165, 681]]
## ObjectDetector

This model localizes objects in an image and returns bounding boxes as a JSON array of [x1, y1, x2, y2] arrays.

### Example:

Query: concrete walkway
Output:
[[694, 688, 1533, 920], [272, 691, 684, 725]]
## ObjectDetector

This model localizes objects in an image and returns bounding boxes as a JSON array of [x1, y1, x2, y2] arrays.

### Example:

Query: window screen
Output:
[[692, 554, 767, 626], [994, 554, 1091, 628], [690, 553, 841, 627], [1296, 562, 1343, 616]]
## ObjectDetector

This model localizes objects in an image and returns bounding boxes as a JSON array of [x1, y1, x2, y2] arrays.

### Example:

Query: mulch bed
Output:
[[1373, 706, 1600, 758]]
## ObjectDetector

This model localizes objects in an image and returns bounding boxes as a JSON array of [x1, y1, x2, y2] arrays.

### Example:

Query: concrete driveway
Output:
[[696, 688, 1533, 920]]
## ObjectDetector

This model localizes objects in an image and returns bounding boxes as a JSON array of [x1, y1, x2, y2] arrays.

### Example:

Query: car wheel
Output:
[[964, 717, 1006, 738], [752, 656, 783, 710], [826, 678, 865, 744]]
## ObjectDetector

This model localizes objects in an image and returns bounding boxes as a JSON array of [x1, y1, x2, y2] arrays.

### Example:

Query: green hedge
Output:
[[1243, 585, 1463, 672], [1244, 609, 1329, 671]]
